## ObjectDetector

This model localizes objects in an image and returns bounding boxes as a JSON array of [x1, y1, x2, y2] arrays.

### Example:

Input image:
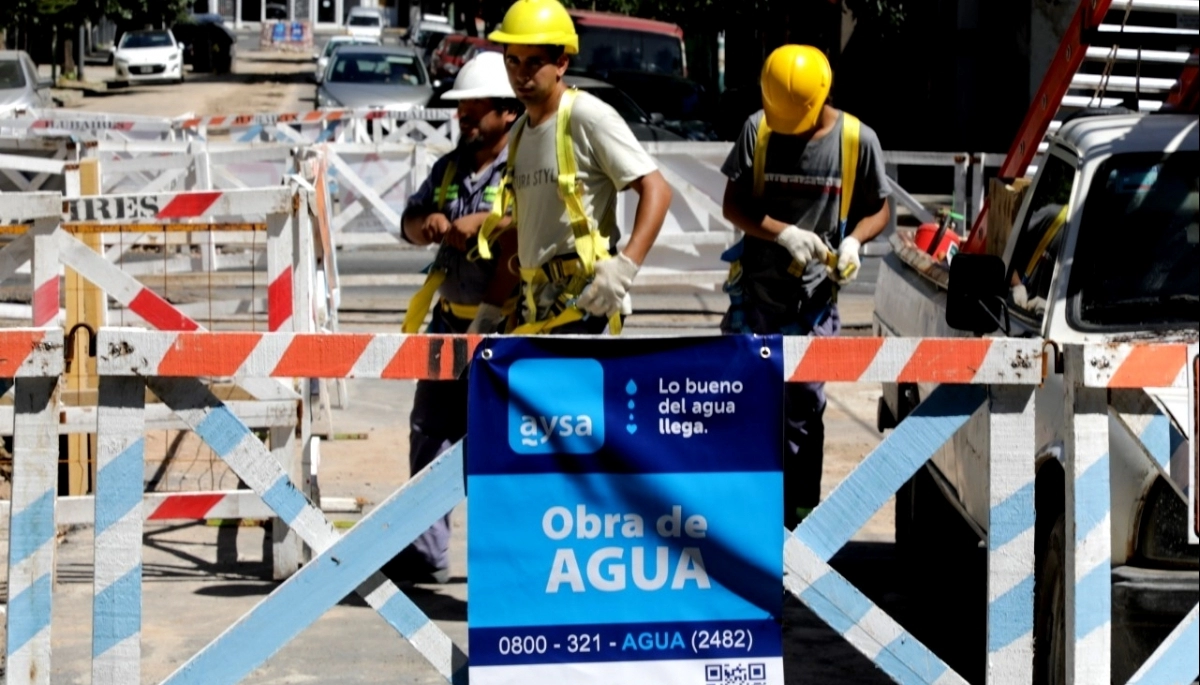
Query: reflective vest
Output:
[[477, 88, 621, 335], [401, 159, 514, 333]]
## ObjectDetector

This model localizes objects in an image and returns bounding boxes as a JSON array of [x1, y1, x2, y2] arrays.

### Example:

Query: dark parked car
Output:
[[565, 76, 683, 142], [429, 34, 490, 80], [171, 20, 236, 74], [591, 69, 717, 140]]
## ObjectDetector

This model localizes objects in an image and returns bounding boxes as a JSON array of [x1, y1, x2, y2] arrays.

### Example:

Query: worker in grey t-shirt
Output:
[[720, 45, 891, 530]]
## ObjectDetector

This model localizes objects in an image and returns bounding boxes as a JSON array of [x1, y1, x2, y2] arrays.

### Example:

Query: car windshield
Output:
[[573, 25, 683, 76], [329, 53, 425, 85], [324, 39, 367, 57], [349, 15, 381, 26], [577, 85, 647, 124], [0, 61, 25, 89], [1069, 151, 1198, 329], [121, 32, 174, 49]]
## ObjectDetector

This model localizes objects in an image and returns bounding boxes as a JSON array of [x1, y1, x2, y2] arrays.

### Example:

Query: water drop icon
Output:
[[625, 380, 637, 395], [627, 400, 635, 410]]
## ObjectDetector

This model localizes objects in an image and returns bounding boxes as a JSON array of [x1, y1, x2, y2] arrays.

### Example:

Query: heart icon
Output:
[[626, 424, 638, 434]]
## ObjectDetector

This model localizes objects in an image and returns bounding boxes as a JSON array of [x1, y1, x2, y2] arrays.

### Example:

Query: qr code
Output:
[[704, 662, 767, 685]]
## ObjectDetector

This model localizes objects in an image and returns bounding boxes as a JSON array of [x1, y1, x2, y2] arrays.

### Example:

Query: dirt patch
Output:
[[70, 51, 316, 119]]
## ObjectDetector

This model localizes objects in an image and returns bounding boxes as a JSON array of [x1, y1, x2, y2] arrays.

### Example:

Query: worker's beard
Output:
[[457, 129, 483, 152]]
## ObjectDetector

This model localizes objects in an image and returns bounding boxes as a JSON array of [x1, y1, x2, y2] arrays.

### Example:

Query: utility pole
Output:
[[78, 24, 86, 81]]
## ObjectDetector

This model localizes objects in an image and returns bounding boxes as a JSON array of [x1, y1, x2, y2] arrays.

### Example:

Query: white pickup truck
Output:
[[873, 110, 1197, 682]]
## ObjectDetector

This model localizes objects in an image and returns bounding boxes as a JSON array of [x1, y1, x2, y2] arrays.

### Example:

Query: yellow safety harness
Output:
[[402, 161, 457, 333], [722, 111, 861, 333], [1021, 204, 1069, 280], [477, 88, 622, 335]]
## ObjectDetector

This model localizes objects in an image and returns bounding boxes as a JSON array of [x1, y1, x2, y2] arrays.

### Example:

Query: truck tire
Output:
[[1033, 514, 1066, 685]]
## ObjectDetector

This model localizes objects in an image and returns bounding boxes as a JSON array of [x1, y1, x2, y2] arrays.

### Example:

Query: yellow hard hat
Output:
[[489, 0, 579, 54], [760, 45, 832, 135]]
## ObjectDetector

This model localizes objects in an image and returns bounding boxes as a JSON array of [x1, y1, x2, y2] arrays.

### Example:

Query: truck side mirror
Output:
[[946, 253, 1008, 335]]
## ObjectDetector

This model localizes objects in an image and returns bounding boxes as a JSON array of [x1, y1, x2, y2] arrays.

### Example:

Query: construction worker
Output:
[[386, 52, 521, 584], [720, 45, 891, 530], [477, 0, 672, 334]]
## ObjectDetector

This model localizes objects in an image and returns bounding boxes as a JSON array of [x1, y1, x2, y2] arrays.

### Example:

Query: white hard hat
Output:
[[442, 51, 515, 100]]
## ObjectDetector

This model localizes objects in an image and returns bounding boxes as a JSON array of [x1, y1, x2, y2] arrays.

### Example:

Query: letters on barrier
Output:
[[467, 336, 785, 685]]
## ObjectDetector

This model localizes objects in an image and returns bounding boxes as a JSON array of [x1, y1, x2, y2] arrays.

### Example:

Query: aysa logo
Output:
[[508, 359, 605, 455]]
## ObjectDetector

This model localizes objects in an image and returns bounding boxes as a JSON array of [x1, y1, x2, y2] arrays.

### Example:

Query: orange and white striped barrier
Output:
[[784, 336, 1044, 384], [96, 330, 480, 381], [1080, 342, 1197, 388], [1, 108, 178, 142], [96, 332, 1049, 386], [0, 328, 64, 377], [174, 107, 458, 146]]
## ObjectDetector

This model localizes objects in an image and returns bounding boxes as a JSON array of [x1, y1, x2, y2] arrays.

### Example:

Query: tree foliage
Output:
[[2, 0, 189, 32]]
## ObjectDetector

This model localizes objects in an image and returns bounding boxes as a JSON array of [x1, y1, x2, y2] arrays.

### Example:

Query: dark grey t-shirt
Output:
[[721, 110, 891, 314], [403, 147, 507, 305]]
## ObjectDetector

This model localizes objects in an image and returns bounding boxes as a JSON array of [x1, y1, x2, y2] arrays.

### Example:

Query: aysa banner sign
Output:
[[467, 335, 784, 685]]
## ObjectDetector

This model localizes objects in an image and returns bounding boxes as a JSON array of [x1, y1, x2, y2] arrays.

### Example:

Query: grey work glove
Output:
[[776, 225, 829, 270], [577, 253, 639, 318], [467, 302, 507, 334]]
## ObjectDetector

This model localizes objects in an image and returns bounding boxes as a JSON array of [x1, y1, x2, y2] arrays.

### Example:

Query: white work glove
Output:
[[577, 253, 639, 318], [833, 236, 861, 284], [776, 225, 828, 270], [1011, 284, 1047, 315], [467, 302, 507, 334]]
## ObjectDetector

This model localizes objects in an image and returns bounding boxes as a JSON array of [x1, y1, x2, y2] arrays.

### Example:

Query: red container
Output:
[[913, 222, 962, 262]]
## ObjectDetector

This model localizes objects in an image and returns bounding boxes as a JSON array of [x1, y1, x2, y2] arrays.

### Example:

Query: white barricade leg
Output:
[[92, 377, 146, 685], [31, 226, 59, 328], [267, 211, 295, 332], [1064, 350, 1112, 685], [292, 190, 316, 339], [191, 149, 220, 272], [5, 376, 60, 685], [145, 376, 466, 677], [985, 385, 1036, 683], [270, 424, 304, 578], [160, 443, 468, 685], [65, 161, 81, 196]]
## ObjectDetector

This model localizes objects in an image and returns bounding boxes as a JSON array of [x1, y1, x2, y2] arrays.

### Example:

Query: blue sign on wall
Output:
[[468, 335, 784, 685]]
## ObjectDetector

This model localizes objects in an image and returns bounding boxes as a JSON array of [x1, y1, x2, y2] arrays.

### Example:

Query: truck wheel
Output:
[[1033, 514, 1066, 685]]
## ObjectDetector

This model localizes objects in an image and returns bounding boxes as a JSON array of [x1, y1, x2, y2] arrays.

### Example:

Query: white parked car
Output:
[[345, 7, 386, 41], [314, 35, 380, 84], [113, 30, 185, 84], [0, 50, 53, 115]]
